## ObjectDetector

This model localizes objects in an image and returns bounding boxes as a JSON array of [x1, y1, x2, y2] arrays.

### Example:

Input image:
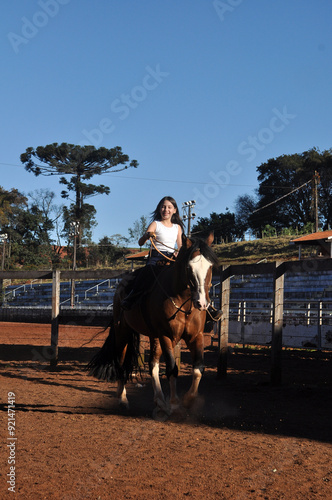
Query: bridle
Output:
[[148, 237, 212, 318], [147, 236, 221, 322]]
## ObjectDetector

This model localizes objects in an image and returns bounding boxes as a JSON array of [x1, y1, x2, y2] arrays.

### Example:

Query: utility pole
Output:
[[182, 200, 196, 237], [312, 171, 320, 233], [0, 233, 8, 305], [69, 222, 80, 308], [0, 233, 8, 271]]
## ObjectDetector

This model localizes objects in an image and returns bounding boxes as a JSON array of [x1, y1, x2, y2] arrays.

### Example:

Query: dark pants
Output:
[[147, 249, 174, 266]]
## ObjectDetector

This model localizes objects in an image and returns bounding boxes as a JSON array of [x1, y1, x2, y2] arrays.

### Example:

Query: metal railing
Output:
[[84, 279, 118, 300], [4, 279, 43, 301], [60, 294, 79, 306], [229, 299, 332, 324]]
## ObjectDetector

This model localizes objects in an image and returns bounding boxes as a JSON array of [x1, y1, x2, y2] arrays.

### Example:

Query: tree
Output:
[[88, 236, 126, 267], [251, 148, 332, 234], [0, 187, 28, 269], [234, 194, 258, 238], [28, 188, 63, 246], [0, 186, 65, 268], [191, 210, 240, 243], [109, 234, 129, 247], [128, 215, 148, 247], [0, 187, 27, 228], [20, 143, 138, 244]]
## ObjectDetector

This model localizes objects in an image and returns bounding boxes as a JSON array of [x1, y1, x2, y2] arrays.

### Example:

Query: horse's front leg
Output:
[[114, 331, 130, 409], [159, 336, 181, 413], [149, 338, 169, 419], [183, 332, 205, 408]]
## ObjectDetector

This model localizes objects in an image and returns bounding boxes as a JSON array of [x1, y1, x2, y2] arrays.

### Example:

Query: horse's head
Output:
[[179, 232, 219, 311]]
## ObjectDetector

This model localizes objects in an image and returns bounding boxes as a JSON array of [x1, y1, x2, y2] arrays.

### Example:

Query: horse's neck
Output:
[[169, 260, 189, 296]]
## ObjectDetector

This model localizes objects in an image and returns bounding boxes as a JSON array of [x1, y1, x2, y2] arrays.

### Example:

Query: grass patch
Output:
[[212, 236, 313, 265]]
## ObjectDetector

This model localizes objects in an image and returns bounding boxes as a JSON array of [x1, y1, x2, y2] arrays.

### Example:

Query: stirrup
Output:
[[208, 305, 223, 321]]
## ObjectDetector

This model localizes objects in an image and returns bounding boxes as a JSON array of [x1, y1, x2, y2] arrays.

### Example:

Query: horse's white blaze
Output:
[[190, 255, 212, 310]]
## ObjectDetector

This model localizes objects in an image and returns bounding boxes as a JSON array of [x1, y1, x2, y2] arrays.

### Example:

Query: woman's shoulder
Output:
[[147, 221, 157, 231]]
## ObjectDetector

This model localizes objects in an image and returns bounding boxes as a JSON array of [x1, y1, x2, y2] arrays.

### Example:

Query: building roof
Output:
[[291, 230, 332, 244], [125, 250, 149, 261]]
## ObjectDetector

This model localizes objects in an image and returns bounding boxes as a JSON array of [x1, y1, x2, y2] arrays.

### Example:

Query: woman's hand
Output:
[[138, 230, 156, 247]]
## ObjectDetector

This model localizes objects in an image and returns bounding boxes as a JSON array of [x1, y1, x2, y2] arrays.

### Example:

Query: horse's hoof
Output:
[[183, 395, 193, 409], [183, 393, 199, 409], [169, 405, 187, 422], [183, 394, 204, 414], [118, 400, 129, 411]]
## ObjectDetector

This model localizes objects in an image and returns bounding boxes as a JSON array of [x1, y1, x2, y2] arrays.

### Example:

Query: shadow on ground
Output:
[[1, 344, 331, 443]]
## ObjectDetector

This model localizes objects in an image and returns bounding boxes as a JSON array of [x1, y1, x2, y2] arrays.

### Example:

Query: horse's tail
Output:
[[86, 317, 141, 382]]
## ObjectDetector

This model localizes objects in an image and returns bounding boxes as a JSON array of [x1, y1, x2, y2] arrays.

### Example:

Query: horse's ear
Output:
[[206, 231, 214, 247], [182, 232, 192, 248]]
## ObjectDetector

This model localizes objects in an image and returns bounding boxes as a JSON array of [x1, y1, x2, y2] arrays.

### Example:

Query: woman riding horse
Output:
[[87, 231, 220, 420]]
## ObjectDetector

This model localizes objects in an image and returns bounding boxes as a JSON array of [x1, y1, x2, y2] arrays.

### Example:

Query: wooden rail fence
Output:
[[1, 258, 332, 384], [217, 258, 332, 384]]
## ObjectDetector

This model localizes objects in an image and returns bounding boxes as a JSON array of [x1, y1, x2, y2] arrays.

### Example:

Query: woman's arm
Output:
[[138, 221, 157, 247], [176, 225, 183, 250]]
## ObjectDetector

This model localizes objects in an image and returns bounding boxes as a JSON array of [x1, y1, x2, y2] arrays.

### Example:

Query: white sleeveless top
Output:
[[154, 220, 179, 253]]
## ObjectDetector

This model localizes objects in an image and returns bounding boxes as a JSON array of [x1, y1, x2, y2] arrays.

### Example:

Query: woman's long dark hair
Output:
[[151, 196, 185, 231]]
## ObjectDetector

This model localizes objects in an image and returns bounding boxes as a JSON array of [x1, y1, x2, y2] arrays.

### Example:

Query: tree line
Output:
[[1, 143, 137, 269], [1, 144, 331, 269], [192, 148, 332, 242]]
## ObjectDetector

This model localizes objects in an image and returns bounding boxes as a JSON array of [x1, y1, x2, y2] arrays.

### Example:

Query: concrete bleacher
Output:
[[3, 271, 332, 310], [3, 278, 120, 309], [210, 270, 332, 302]]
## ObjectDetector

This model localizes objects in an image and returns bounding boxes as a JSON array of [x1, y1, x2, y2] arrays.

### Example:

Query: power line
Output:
[[252, 179, 313, 214], [0, 161, 315, 191]]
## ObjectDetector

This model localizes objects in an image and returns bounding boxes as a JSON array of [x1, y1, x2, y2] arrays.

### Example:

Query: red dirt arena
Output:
[[0, 321, 331, 499]]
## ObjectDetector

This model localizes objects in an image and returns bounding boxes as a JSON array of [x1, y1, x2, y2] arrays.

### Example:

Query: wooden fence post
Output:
[[317, 300, 322, 350], [217, 265, 230, 379], [138, 335, 145, 369], [174, 342, 181, 373], [50, 269, 60, 367], [271, 261, 285, 385]]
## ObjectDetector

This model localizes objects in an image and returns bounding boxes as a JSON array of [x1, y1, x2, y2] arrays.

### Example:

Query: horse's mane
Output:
[[180, 236, 220, 268]]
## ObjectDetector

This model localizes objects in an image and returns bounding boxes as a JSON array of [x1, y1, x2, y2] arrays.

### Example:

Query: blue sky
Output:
[[1, 0, 331, 244]]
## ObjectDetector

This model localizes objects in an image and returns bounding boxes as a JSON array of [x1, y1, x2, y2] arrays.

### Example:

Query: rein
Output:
[[168, 296, 192, 317], [149, 236, 177, 262], [148, 241, 193, 317], [147, 237, 219, 320]]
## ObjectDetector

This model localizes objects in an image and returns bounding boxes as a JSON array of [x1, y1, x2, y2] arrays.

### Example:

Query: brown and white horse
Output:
[[87, 232, 219, 420]]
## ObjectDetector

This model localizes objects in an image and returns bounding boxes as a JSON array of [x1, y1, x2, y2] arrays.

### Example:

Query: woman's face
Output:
[[159, 200, 176, 221]]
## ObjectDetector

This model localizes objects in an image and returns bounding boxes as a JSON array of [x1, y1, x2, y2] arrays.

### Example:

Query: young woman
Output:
[[139, 196, 184, 265], [121, 196, 184, 309], [122, 196, 222, 319]]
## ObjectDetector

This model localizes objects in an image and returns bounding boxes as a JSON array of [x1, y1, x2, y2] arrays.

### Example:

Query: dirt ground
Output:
[[0, 321, 331, 500]]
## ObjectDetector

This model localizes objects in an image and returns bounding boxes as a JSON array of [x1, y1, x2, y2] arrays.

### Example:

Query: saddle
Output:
[[122, 265, 166, 310]]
